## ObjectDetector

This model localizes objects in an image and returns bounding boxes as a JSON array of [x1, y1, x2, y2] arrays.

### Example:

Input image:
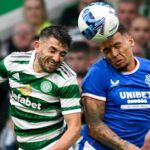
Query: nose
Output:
[[111, 47, 119, 57], [53, 53, 60, 62]]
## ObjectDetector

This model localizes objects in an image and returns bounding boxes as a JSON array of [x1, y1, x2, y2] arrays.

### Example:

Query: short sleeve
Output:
[[82, 65, 108, 101], [58, 77, 81, 115], [0, 57, 10, 83]]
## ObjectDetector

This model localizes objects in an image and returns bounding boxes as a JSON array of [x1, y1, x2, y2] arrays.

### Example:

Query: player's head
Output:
[[129, 16, 150, 47], [24, 0, 47, 26], [100, 24, 135, 71], [34, 25, 72, 73], [66, 41, 90, 76], [118, 0, 139, 29]]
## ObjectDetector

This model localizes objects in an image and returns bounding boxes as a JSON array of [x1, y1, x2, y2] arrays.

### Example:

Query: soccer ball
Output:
[[78, 2, 119, 42]]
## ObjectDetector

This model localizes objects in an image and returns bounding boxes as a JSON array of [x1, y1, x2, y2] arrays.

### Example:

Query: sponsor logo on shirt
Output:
[[11, 91, 42, 110], [145, 74, 150, 86], [110, 79, 119, 87], [19, 85, 32, 96], [40, 81, 52, 93]]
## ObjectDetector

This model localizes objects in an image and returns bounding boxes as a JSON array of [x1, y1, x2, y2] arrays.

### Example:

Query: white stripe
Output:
[[17, 125, 65, 142], [42, 141, 73, 150], [82, 93, 106, 101], [15, 105, 61, 117], [62, 109, 81, 115], [122, 57, 140, 75], [121, 104, 150, 109], [9, 79, 59, 103], [62, 76, 78, 87], [4, 58, 28, 72], [0, 76, 7, 83], [12, 116, 64, 130], [83, 141, 96, 150], [30, 88, 59, 103], [61, 98, 80, 108], [45, 74, 65, 87]]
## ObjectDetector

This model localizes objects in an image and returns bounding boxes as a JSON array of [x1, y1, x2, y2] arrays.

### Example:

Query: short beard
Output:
[[116, 62, 130, 72], [38, 53, 51, 73]]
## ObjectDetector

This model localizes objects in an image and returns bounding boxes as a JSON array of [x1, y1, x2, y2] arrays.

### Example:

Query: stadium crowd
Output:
[[0, 0, 150, 150]]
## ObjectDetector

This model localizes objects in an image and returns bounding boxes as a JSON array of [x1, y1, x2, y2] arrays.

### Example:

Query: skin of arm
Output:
[[83, 96, 141, 150], [50, 113, 81, 150]]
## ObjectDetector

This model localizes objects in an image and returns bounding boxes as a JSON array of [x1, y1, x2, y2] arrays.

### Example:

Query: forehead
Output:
[[41, 37, 68, 50], [119, 2, 137, 10], [101, 32, 125, 48], [25, 0, 42, 7], [131, 18, 150, 28]]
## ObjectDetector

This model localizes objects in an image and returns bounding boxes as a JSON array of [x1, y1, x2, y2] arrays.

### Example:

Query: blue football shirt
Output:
[[82, 57, 150, 149]]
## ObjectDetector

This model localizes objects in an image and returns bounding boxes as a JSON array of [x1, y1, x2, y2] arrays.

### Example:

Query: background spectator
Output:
[[129, 16, 150, 59], [66, 41, 90, 93], [24, 0, 52, 36], [0, 22, 35, 59], [118, 0, 139, 29]]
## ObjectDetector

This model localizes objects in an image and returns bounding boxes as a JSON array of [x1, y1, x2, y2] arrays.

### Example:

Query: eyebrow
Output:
[[114, 42, 121, 46], [102, 42, 121, 51], [49, 46, 67, 54], [49, 46, 58, 51]]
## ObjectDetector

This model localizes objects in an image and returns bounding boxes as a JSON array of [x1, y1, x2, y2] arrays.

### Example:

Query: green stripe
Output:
[[58, 85, 80, 98], [0, 59, 9, 77], [18, 133, 63, 150], [11, 61, 30, 64], [15, 120, 64, 136], [62, 105, 81, 111], [0, 0, 23, 15], [11, 106, 63, 123], [11, 89, 61, 111]]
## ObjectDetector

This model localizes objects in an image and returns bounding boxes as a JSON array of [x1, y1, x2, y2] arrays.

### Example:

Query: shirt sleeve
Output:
[[0, 57, 9, 83], [82, 65, 108, 101], [58, 76, 81, 115]]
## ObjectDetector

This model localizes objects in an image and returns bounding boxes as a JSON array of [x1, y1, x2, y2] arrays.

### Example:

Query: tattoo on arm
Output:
[[82, 97, 132, 150]]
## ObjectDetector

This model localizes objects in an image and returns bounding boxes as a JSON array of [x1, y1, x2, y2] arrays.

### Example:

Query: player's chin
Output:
[[112, 62, 125, 69]]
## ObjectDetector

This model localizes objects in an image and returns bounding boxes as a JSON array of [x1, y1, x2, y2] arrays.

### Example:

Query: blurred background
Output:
[[0, 0, 149, 150]]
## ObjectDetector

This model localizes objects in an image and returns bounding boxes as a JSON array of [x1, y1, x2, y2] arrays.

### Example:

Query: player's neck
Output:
[[33, 54, 43, 73], [123, 57, 137, 73]]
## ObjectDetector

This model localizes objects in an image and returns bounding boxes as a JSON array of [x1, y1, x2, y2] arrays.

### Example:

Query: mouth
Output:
[[46, 60, 60, 68], [115, 59, 123, 65]]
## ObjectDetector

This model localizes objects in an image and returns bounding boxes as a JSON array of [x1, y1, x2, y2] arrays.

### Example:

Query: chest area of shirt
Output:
[[107, 73, 150, 109]]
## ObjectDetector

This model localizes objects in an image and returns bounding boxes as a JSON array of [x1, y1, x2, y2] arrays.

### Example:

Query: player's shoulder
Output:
[[136, 57, 150, 68], [90, 58, 111, 73], [57, 61, 77, 80], [137, 56, 150, 63], [9, 50, 33, 60], [3, 50, 33, 71]]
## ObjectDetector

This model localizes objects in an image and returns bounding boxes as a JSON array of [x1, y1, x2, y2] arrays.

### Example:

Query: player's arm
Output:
[[50, 112, 81, 150], [0, 58, 9, 83], [83, 96, 141, 150]]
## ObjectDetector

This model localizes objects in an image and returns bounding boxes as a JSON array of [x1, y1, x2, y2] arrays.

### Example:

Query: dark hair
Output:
[[70, 41, 90, 54], [39, 25, 72, 48], [119, 0, 139, 8], [24, 0, 46, 10], [117, 24, 128, 35]]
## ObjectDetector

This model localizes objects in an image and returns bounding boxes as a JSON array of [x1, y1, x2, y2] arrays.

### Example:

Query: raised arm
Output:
[[50, 112, 81, 150], [83, 96, 141, 150]]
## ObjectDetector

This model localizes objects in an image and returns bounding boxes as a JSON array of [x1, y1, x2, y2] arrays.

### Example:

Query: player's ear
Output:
[[34, 40, 40, 52], [128, 35, 135, 47]]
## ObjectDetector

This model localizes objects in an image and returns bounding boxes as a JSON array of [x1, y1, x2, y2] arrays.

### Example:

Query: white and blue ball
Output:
[[78, 2, 119, 42]]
